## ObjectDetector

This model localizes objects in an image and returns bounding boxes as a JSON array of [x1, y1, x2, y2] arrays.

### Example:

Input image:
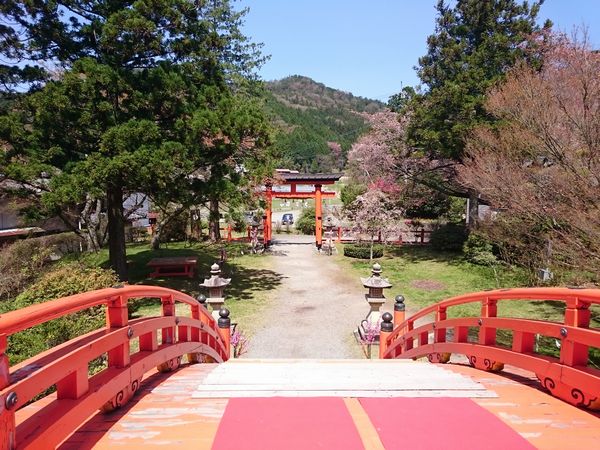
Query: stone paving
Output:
[[244, 233, 371, 359]]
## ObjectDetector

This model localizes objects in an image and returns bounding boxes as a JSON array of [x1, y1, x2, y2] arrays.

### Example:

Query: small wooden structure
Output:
[[147, 256, 198, 278]]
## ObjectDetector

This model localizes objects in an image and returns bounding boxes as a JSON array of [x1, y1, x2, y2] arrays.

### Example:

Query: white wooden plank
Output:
[[187, 359, 495, 398], [192, 390, 496, 398]]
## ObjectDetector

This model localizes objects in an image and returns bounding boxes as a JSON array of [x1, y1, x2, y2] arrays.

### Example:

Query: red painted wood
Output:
[[147, 257, 197, 278], [0, 285, 230, 448], [315, 184, 323, 247], [272, 191, 335, 199], [382, 287, 600, 409]]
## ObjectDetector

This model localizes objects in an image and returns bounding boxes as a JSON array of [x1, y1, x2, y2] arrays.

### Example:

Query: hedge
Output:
[[344, 243, 384, 259]]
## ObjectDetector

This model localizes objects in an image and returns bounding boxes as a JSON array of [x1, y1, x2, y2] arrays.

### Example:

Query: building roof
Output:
[[278, 173, 343, 183]]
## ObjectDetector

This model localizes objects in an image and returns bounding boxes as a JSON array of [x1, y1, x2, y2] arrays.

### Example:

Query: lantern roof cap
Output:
[[360, 263, 392, 289]]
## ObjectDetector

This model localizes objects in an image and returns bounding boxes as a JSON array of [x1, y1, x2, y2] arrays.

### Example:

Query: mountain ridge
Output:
[[263, 75, 385, 172]]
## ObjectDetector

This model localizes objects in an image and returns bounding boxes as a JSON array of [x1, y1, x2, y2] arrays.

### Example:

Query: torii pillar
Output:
[[265, 184, 273, 245], [315, 184, 322, 249]]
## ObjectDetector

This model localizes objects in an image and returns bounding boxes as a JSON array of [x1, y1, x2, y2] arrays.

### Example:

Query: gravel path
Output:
[[245, 234, 367, 358]]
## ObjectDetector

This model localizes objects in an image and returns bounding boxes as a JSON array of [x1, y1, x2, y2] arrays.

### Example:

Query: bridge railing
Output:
[[380, 287, 600, 410], [0, 285, 231, 449]]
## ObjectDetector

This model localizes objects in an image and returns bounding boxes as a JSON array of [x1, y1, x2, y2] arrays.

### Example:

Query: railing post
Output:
[[161, 295, 175, 345], [337, 226, 342, 243], [0, 334, 16, 450], [561, 298, 590, 367], [512, 331, 535, 354], [470, 296, 503, 372], [393, 295, 405, 330], [0, 335, 8, 390], [57, 366, 89, 400], [479, 297, 497, 346], [435, 306, 447, 343], [187, 295, 207, 364], [405, 320, 414, 351], [218, 308, 231, 360], [227, 224, 232, 242], [379, 313, 393, 359], [107, 295, 130, 368]]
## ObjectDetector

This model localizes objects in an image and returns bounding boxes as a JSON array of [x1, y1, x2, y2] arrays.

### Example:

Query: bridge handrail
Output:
[[381, 287, 600, 410], [387, 287, 600, 344], [0, 284, 231, 449], [0, 285, 202, 336]]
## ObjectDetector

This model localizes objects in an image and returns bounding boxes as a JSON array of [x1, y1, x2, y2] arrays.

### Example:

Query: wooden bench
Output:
[[147, 256, 198, 278]]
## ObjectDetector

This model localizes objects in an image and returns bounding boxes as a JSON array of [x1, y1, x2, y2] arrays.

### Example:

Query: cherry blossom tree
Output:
[[345, 189, 403, 261], [458, 31, 600, 279], [346, 110, 455, 218], [347, 111, 407, 192]]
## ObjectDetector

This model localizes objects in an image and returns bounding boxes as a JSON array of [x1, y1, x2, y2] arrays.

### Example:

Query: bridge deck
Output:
[[59, 360, 600, 449]]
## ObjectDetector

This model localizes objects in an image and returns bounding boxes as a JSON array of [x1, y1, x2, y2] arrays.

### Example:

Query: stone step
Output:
[[190, 359, 497, 398]]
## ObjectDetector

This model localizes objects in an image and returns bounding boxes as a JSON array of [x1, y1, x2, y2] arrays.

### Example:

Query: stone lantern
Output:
[[358, 263, 392, 339], [322, 216, 336, 255], [200, 263, 231, 320]]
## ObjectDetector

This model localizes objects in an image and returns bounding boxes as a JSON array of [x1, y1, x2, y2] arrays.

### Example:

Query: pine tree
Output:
[[408, 0, 550, 160], [0, 0, 267, 280]]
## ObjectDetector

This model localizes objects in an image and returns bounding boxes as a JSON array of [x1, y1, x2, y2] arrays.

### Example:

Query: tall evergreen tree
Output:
[[409, 0, 550, 160], [399, 0, 551, 222], [0, 1, 266, 280]]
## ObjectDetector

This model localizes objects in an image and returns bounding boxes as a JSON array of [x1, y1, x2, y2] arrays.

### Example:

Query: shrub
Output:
[[429, 223, 468, 251], [344, 243, 384, 259], [162, 211, 189, 242], [0, 238, 55, 300], [463, 232, 498, 265], [41, 232, 83, 255], [296, 207, 316, 235], [2, 263, 118, 365], [340, 183, 367, 209]]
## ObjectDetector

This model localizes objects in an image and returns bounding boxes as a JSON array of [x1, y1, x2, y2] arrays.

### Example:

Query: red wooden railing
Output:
[[0, 285, 231, 449], [379, 287, 600, 410], [331, 227, 431, 244], [220, 225, 254, 242]]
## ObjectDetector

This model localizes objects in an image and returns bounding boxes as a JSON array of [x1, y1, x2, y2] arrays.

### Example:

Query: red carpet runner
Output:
[[211, 397, 364, 449], [360, 397, 535, 449]]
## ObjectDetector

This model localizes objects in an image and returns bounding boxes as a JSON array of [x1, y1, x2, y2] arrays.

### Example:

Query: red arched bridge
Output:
[[1, 286, 599, 449]]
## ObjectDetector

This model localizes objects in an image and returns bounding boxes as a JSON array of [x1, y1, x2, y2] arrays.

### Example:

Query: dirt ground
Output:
[[244, 234, 371, 358]]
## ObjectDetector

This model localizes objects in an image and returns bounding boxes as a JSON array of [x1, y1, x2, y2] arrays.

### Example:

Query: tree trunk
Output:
[[83, 198, 103, 252], [209, 196, 221, 242], [467, 189, 479, 228], [151, 217, 168, 250], [107, 182, 128, 281]]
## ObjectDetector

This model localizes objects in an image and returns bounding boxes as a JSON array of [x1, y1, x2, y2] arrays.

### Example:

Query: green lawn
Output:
[[336, 245, 525, 313], [335, 245, 600, 363], [78, 241, 281, 334], [335, 245, 599, 327]]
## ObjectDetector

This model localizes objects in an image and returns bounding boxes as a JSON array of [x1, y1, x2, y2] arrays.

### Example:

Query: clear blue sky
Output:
[[241, 0, 600, 101]]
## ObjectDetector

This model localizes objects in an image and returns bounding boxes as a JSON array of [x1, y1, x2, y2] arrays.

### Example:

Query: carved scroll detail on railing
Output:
[[0, 285, 231, 450], [380, 287, 600, 411]]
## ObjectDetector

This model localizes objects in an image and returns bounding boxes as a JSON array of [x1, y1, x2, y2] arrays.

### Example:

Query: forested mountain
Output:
[[263, 75, 385, 173]]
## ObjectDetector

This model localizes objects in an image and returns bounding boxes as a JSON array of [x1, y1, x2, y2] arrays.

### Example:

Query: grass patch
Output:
[[75, 241, 281, 335], [336, 245, 527, 314], [335, 244, 600, 366]]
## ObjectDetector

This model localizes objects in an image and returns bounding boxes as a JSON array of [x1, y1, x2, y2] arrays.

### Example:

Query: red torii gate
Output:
[[264, 173, 342, 248]]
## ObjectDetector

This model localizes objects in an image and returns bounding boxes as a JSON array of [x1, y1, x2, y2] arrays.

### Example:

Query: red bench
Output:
[[147, 256, 198, 278]]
